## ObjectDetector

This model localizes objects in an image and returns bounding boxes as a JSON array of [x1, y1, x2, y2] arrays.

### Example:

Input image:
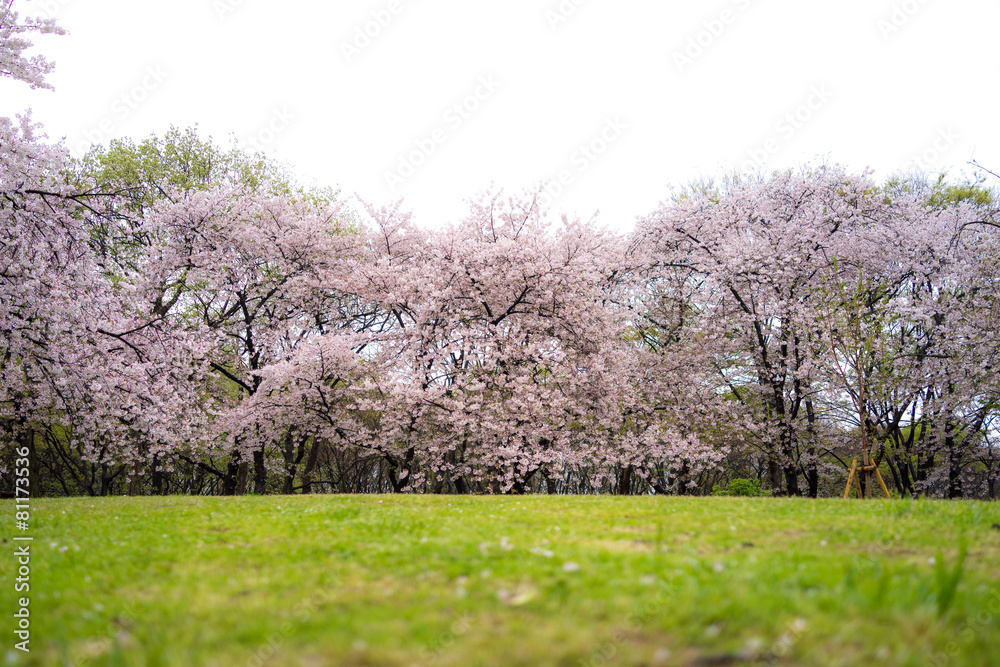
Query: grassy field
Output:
[[3, 495, 1000, 667]]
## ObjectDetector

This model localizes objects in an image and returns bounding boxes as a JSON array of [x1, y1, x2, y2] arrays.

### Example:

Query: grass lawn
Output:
[[3, 495, 1000, 666]]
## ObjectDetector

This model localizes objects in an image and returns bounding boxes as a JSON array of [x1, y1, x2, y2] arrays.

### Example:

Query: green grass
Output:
[[3, 495, 1000, 666]]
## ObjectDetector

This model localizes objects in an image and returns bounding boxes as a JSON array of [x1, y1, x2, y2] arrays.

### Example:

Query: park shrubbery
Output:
[[712, 479, 769, 497]]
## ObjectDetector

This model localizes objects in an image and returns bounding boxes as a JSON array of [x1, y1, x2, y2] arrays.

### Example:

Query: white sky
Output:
[[4, 0, 998, 232]]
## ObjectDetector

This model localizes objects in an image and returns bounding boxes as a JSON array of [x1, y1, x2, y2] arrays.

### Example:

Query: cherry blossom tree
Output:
[[634, 166, 998, 497], [2, 15, 212, 495], [58, 126, 353, 495], [636, 169, 873, 495], [245, 190, 728, 494], [806, 173, 999, 497], [1, 0, 66, 90], [0, 115, 217, 494], [122, 183, 353, 494]]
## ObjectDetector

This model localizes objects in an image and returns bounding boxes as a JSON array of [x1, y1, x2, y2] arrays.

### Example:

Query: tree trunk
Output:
[[511, 468, 537, 495], [151, 455, 164, 496], [885, 454, 909, 498], [805, 464, 818, 498], [280, 431, 299, 495], [946, 436, 963, 499], [767, 456, 782, 495], [431, 474, 446, 494], [236, 462, 249, 495], [804, 399, 819, 498], [779, 417, 801, 497], [617, 465, 633, 496], [385, 450, 414, 493], [545, 474, 557, 495], [783, 465, 801, 497], [253, 449, 267, 495], [300, 439, 323, 494], [128, 459, 143, 496], [222, 457, 240, 496], [916, 452, 934, 496], [282, 465, 296, 495]]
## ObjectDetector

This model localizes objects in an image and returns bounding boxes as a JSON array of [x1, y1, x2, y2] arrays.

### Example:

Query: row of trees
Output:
[[3, 4, 998, 497]]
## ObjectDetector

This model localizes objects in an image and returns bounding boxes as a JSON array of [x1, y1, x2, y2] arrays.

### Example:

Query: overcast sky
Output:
[[4, 0, 997, 231]]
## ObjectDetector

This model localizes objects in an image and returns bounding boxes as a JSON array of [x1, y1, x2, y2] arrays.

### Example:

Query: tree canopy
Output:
[[3, 9, 998, 498]]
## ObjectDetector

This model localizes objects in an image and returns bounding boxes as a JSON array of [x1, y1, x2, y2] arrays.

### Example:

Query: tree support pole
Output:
[[844, 459, 891, 499]]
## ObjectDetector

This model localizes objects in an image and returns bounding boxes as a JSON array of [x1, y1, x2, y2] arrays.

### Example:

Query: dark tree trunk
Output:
[[617, 465, 633, 496], [783, 464, 801, 497], [545, 474, 557, 495], [916, 452, 935, 496], [767, 456, 782, 495], [779, 415, 801, 496], [151, 455, 165, 495], [511, 468, 537, 495], [946, 435, 963, 499], [805, 464, 819, 498], [384, 449, 414, 493], [671, 462, 693, 495], [300, 438, 323, 494], [280, 431, 305, 495], [128, 459, 143, 496], [253, 449, 267, 495], [804, 398, 819, 498], [235, 462, 249, 495], [885, 454, 905, 497], [222, 461, 239, 496]]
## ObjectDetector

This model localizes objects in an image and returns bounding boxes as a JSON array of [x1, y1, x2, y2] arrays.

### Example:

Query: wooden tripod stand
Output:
[[843, 454, 891, 499]]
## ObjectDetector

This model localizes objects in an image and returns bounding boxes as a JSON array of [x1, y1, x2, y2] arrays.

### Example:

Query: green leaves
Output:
[[711, 478, 768, 496]]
